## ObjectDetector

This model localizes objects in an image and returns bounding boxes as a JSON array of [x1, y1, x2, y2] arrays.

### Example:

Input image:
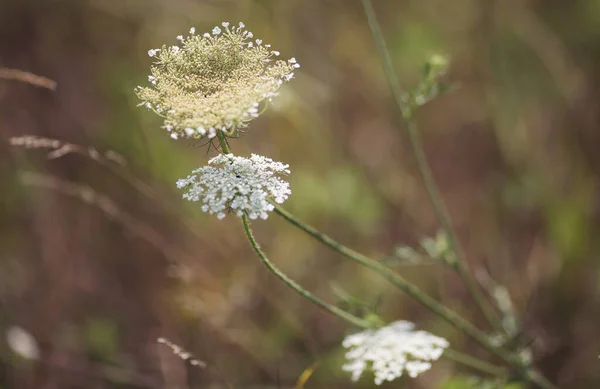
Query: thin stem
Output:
[[406, 120, 501, 330], [241, 214, 374, 329], [217, 131, 232, 154], [273, 205, 510, 362], [273, 204, 557, 389], [526, 370, 560, 389], [360, 0, 500, 333], [244, 214, 505, 381], [442, 349, 506, 377], [220, 130, 369, 327]]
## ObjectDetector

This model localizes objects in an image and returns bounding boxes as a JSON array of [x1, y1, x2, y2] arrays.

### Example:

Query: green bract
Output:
[[137, 22, 299, 140]]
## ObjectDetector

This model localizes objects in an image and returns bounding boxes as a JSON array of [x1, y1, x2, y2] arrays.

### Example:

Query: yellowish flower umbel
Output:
[[137, 22, 299, 141]]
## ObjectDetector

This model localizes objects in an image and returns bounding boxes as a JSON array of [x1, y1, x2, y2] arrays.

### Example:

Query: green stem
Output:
[[358, 2, 558, 388], [525, 370, 560, 389], [443, 349, 506, 377], [274, 204, 556, 388], [217, 131, 232, 154], [221, 131, 372, 329], [273, 205, 509, 361], [360, 0, 500, 333], [241, 214, 374, 329], [243, 213, 505, 379]]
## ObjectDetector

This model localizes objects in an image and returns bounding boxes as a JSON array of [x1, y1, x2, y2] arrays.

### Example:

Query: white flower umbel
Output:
[[137, 22, 300, 141], [176, 154, 291, 220], [342, 321, 449, 385]]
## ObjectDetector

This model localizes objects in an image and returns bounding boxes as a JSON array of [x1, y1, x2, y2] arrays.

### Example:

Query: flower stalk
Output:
[[359, 1, 557, 388], [136, 19, 557, 389], [359, 0, 500, 333], [272, 205, 512, 360], [241, 213, 374, 329]]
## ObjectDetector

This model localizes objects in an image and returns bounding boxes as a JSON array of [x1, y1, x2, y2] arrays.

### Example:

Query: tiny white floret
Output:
[[176, 154, 291, 220]]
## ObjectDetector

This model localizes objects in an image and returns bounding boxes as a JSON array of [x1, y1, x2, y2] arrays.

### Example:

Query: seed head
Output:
[[137, 22, 299, 141]]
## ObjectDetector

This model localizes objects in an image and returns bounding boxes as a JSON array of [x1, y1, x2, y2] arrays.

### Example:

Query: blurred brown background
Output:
[[1, 0, 599, 388]]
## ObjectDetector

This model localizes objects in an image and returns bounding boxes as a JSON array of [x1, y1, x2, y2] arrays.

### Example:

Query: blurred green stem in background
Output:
[[443, 349, 506, 377], [359, 1, 558, 388], [360, 0, 500, 335]]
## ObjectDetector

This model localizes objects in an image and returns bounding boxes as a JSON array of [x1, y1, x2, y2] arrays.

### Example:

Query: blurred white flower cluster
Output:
[[176, 154, 291, 220], [342, 321, 449, 385], [137, 22, 299, 141], [6, 326, 39, 360]]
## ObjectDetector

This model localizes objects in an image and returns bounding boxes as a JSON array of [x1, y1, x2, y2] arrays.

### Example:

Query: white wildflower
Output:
[[176, 154, 291, 220], [342, 321, 449, 385], [137, 22, 298, 143]]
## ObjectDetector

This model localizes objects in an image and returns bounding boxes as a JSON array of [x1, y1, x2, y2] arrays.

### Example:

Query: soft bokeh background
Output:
[[1, 0, 599, 388]]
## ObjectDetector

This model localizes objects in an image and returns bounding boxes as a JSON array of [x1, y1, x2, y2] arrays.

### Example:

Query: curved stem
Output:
[[273, 205, 510, 361], [360, 0, 500, 333], [244, 215, 505, 380], [241, 214, 374, 329], [221, 129, 368, 327], [273, 204, 556, 388]]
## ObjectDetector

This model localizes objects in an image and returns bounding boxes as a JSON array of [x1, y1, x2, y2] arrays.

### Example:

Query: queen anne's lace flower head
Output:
[[137, 22, 299, 141], [342, 321, 449, 385], [176, 154, 291, 220]]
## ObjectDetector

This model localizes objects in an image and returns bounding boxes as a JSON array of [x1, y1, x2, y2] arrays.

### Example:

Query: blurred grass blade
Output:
[[296, 361, 319, 389]]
